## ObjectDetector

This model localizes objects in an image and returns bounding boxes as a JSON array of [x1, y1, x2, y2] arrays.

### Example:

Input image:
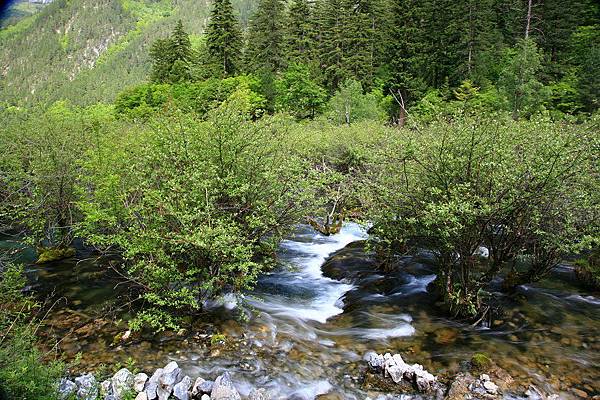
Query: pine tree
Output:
[[206, 0, 243, 77], [245, 0, 286, 73], [150, 38, 176, 83], [342, 0, 385, 90], [284, 0, 314, 65], [384, 0, 428, 124], [171, 20, 192, 64], [313, 0, 348, 90], [149, 20, 193, 83]]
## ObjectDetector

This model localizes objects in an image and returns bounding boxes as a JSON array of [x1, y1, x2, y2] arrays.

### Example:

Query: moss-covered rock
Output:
[[470, 353, 492, 372], [36, 246, 76, 264]]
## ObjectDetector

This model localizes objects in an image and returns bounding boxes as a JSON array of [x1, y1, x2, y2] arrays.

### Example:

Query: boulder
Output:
[[111, 368, 134, 399], [157, 361, 183, 400], [134, 373, 148, 393], [173, 376, 192, 400], [210, 372, 241, 400], [145, 368, 164, 400], [74, 373, 98, 400], [367, 352, 444, 396], [160, 361, 183, 387], [191, 377, 206, 397], [196, 380, 214, 395], [201, 395, 210, 400], [58, 379, 77, 400], [366, 352, 385, 371], [100, 380, 112, 397]]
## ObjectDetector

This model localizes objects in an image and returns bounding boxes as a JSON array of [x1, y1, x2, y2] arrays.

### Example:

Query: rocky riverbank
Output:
[[58, 352, 581, 400]]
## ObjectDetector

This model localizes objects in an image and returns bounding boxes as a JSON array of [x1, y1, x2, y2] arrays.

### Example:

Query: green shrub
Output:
[[365, 116, 599, 318], [77, 90, 319, 331], [114, 76, 266, 120], [0, 264, 64, 400]]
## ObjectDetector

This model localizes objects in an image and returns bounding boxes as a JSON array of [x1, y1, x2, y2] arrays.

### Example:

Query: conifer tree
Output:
[[150, 38, 176, 83], [149, 20, 193, 83], [171, 19, 193, 63], [284, 0, 314, 65], [245, 0, 286, 73], [313, 0, 348, 90], [206, 0, 243, 77], [384, 0, 428, 124]]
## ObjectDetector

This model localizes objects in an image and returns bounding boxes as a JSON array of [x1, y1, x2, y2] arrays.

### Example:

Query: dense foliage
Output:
[[363, 117, 599, 317], [0, 0, 598, 334], [77, 92, 322, 330], [0, 257, 64, 399]]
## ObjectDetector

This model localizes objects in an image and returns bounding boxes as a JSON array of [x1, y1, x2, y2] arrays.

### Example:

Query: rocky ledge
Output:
[[59, 361, 267, 400], [59, 353, 593, 400]]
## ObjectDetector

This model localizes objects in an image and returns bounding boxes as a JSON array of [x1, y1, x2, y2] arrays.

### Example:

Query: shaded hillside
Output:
[[0, 0, 256, 105]]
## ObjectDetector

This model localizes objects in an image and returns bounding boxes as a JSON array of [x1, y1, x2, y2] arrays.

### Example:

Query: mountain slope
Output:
[[0, 0, 256, 106]]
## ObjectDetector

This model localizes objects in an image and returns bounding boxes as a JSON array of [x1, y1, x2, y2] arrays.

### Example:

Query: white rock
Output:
[[210, 372, 241, 400], [111, 368, 134, 399], [191, 377, 206, 397], [474, 246, 490, 258], [134, 373, 148, 393], [483, 380, 498, 394], [75, 373, 98, 400], [135, 392, 149, 400], [201, 395, 210, 400], [145, 368, 164, 400], [157, 361, 183, 400], [173, 375, 192, 400], [58, 379, 77, 400], [480, 374, 490, 382], [100, 380, 112, 397]]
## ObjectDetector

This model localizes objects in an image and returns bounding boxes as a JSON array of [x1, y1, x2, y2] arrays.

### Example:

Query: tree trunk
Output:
[[525, 0, 532, 39]]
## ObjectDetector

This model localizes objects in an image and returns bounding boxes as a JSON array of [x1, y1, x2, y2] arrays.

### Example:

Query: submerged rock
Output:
[[210, 372, 241, 400], [248, 388, 270, 400]]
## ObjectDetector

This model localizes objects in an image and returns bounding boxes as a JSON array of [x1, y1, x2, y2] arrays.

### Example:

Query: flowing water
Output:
[[4, 224, 600, 399]]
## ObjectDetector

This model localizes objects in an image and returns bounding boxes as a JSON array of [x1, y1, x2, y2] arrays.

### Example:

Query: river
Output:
[[6, 223, 599, 399]]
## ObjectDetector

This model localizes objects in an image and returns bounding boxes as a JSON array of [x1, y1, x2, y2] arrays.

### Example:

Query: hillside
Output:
[[0, 0, 256, 105]]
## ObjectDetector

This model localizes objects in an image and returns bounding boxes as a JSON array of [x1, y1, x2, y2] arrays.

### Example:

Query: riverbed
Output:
[[8, 223, 600, 399]]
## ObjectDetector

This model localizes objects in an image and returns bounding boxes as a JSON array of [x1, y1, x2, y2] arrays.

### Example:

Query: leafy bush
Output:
[[77, 90, 319, 331], [0, 264, 64, 400], [325, 79, 387, 125], [365, 116, 599, 318], [0, 102, 111, 249], [275, 64, 327, 119], [114, 75, 266, 120]]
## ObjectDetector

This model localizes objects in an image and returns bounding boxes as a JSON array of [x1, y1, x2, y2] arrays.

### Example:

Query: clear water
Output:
[[9, 224, 600, 399]]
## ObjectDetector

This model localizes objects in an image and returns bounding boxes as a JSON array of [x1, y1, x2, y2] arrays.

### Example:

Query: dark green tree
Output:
[[284, 0, 314, 65], [150, 38, 176, 83], [384, 0, 428, 124], [206, 0, 243, 77], [149, 20, 193, 83], [245, 0, 286, 73]]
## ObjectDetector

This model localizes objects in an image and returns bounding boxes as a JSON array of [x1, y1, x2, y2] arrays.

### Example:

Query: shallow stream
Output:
[[5, 223, 599, 399]]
